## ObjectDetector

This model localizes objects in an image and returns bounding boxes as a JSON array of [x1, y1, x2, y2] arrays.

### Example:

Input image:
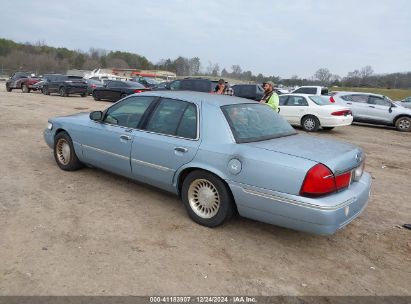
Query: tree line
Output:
[[0, 38, 410, 88]]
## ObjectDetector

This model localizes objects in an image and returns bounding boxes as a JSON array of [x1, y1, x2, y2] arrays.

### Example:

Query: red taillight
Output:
[[329, 96, 335, 103], [331, 110, 352, 116], [92, 84, 96, 88], [300, 164, 335, 197], [134, 89, 144, 93], [335, 171, 351, 190], [300, 164, 352, 197]]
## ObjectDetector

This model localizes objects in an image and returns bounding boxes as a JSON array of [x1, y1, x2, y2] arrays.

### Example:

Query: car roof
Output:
[[135, 91, 255, 106], [280, 93, 316, 97], [333, 91, 383, 97]]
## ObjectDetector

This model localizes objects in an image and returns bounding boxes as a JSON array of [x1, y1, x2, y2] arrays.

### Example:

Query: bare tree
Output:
[[314, 68, 332, 85]]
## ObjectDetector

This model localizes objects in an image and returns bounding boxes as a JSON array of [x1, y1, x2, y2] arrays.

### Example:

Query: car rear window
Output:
[[221, 103, 296, 143], [321, 88, 329, 95], [293, 87, 317, 94], [309, 96, 333, 105], [180, 80, 211, 92]]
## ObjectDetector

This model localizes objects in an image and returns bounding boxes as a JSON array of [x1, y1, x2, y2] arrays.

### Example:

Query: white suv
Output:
[[332, 91, 411, 132]]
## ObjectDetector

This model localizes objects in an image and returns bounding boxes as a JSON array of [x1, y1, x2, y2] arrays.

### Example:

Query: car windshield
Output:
[[309, 95, 333, 105], [221, 103, 296, 143]]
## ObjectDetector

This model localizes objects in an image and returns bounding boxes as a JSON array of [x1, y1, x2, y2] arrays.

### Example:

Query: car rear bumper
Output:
[[227, 172, 371, 235], [319, 115, 353, 127]]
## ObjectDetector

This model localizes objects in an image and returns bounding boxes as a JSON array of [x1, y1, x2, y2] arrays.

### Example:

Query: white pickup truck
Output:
[[292, 86, 329, 95]]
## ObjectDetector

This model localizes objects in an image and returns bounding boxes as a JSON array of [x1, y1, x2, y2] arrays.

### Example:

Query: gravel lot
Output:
[[0, 85, 410, 296]]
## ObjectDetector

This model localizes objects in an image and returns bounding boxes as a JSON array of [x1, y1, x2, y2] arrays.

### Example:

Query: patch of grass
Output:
[[330, 87, 411, 100]]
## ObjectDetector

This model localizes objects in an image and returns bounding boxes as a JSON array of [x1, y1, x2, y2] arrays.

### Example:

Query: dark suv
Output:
[[42, 75, 88, 97], [154, 78, 218, 93], [232, 84, 265, 101]]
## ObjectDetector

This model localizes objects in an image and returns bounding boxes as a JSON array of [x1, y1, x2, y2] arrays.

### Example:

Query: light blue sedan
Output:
[[44, 91, 371, 235]]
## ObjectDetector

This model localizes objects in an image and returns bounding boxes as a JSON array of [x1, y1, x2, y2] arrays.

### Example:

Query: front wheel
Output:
[[302, 115, 320, 132], [395, 116, 411, 132], [54, 132, 83, 171], [181, 170, 235, 227], [80, 93, 86, 97], [43, 86, 50, 95], [22, 84, 29, 93], [6, 84, 12, 92]]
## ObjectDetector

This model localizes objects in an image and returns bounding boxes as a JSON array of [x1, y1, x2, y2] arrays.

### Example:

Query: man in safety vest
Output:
[[260, 81, 279, 111]]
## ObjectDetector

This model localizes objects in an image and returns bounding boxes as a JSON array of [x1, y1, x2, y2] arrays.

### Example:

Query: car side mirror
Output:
[[90, 111, 103, 121]]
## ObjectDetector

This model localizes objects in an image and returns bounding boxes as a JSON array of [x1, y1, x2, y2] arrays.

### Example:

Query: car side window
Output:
[[279, 95, 288, 105], [284, 96, 308, 106], [368, 96, 391, 107], [169, 80, 181, 90], [146, 98, 196, 138], [107, 81, 120, 88], [349, 95, 368, 103], [176, 103, 197, 139], [103, 96, 155, 128]]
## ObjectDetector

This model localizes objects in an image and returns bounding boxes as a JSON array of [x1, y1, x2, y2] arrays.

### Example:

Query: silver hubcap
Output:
[[304, 118, 315, 130], [56, 139, 71, 165], [398, 119, 410, 129], [188, 179, 220, 219]]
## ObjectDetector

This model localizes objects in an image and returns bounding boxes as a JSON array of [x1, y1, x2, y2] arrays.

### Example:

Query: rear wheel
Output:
[[93, 91, 100, 101], [54, 132, 83, 171], [21, 84, 29, 93], [43, 86, 50, 95], [181, 170, 235, 227], [322, 127, 334, 131], [302, 115, 320, 132], [395, 116, 411, 132], [59, 87, 67, 97], [120, 93, 127, 99]]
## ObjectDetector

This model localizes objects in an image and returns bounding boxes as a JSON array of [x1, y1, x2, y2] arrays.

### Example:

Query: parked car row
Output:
[[5, 72, 410, 132]]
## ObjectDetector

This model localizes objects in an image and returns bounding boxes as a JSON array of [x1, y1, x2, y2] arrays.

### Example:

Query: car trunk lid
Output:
[[244, 134, 363, 174]]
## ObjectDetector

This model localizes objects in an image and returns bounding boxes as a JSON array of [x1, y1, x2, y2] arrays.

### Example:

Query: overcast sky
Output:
[[1, 0, 410, 78]]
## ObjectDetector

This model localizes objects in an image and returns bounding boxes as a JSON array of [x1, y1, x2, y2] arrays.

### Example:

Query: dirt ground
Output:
[[0, 85, 410, 296]]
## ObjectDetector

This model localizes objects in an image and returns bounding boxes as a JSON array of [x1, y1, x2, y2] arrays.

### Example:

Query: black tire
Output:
[[395, 116, 411, 132], [181, 170, 235, 227], [59, 87, 67, 97], [93, 91, 100, 101], [120, 93, 127, 99], [53, 132, 83, 171], [322, 127, 334, 131], [302, 115, 320, 132], [22, 84, 29, 93], [80, 93, 86, 97], [43, 86, 50, 95], [6, 84, 12, 92]]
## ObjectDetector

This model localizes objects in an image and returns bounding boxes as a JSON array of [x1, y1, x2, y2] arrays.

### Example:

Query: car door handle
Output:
[[120, 134, 132, 141], [174, 147, 188, 153], [346, 102, 352, 105], [369, 106, 375, 108]]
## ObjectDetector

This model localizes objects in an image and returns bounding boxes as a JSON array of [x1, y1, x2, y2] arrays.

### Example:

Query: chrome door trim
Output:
[[82, 144, 129, 161], [131, 158, 175, 172]]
